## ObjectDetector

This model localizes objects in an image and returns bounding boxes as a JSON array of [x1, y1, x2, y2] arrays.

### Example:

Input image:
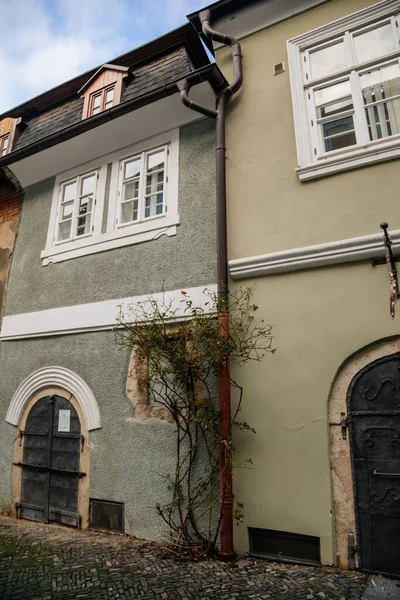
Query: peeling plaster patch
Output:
[[286, 416, 324, 431], [125, 346, 173, 423]]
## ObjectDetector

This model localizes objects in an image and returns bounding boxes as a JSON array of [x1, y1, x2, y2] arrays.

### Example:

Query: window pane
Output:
[[309, 40, 347, 80], [93, 94, 101, 108], [1, 136, 9, 155], [360, 63, 400, 141], [58, 220, 72, 241], [106, 88, 114, 104], [121, 200, 138, 224], [315, 80, 352, 108], [124, 180, 139, 201], [353, 22, 396, 64], [323, 116, 356, 152], [145, 192, 164, 218], [147, 149, 165, 172], [92, 106, 101, 115], [81, 174, 96, 196], [63, 181, 76, 202], [61, 202, 74, 220], [76, 216, 91, 236], [124, 158, 141, 180], [78, 196, 92, 216]]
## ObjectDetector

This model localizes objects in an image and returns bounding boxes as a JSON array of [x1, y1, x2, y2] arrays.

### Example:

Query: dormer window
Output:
[[80, 64, 129, 120], [90, 86, 115, 116], [0, 134, 9, 156]]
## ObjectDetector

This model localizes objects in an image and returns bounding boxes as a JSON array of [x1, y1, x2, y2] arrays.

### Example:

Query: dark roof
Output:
[[0, 63, 227, 168], [0, 23, 208, 121], [14, 48, 192, 152]]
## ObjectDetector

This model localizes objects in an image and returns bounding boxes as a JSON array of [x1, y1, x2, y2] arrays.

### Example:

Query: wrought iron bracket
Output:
[[371, 222, 400, 299]]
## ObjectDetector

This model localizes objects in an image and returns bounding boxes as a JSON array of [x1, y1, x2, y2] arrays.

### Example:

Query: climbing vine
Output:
[[115, 287, 274, 557]]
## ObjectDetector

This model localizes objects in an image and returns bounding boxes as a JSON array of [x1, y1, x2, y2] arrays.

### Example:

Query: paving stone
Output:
[[0, 516, 367, 599]]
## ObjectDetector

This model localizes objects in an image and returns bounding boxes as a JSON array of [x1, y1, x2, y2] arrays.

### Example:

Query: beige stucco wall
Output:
[[216, 0, 400, 563], [218, 0, 397, 259], [231, 263, 398, 563]]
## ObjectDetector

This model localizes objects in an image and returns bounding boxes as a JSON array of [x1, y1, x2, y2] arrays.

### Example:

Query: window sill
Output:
[[297, 137, 400, 181], [41, 214, 179, 265]]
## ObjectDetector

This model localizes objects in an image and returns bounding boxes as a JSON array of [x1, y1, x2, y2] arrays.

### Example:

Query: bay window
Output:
[[288, 1, 400, 180]]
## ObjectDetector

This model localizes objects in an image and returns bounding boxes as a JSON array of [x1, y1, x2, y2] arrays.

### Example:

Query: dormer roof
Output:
[[78, 64, 130, 95]]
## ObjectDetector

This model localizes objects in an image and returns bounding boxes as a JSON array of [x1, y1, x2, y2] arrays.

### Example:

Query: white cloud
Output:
[[0, 0, 202, 114]]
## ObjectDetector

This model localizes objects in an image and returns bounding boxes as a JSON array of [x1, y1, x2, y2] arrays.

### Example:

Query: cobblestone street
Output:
[[0, 516, 367, 600]]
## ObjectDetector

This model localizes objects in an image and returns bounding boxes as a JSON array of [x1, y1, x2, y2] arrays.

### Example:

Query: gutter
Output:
[[179, 11, 243, 560], [0, 64, 226, 169]]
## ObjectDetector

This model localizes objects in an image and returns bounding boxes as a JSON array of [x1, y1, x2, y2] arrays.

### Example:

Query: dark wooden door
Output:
[[349, 354, 400, 578], [20, 395, 82, 527]]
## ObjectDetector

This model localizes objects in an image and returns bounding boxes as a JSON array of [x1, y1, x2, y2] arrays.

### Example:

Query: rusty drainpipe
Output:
[[178, 9, 243, 560]]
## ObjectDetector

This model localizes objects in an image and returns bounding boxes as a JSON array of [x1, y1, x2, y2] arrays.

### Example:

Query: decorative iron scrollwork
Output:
[[371, 487, 400, 504], [363, 378, 395, 401]]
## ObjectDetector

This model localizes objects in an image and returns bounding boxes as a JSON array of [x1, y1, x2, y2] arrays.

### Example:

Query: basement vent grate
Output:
[[89, 499, 124, 533], [248, 527, 321, 566]]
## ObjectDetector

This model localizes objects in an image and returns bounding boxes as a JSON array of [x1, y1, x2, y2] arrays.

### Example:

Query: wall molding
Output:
[[0, 284, 217, 340], [5, 366, 101, 430], [229, 230, 400, 279]]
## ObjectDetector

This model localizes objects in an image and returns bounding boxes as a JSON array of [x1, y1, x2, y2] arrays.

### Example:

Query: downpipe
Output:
[[178, 11, 243, 560]]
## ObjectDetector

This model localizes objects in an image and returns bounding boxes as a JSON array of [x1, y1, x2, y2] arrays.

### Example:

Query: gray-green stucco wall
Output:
[[0, 332, 177, 540], [4, 119, 216, 314], [0, 119, 217, 540]]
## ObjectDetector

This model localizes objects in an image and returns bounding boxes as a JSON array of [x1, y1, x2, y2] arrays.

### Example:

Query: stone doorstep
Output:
[[362, 576, 400, 600]]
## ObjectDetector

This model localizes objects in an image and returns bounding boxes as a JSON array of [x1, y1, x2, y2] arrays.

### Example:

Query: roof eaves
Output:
[[0, 64, 227, 169]]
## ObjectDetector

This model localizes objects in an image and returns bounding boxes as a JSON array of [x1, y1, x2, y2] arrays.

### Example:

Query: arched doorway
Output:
[[329, 338, 400, 576], [19, 395, 83, 527], [348, 354, 400, 578], [8, 367, 101, 529]]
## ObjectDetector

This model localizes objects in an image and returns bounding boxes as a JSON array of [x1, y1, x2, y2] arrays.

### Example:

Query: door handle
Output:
[[373, 469, 400, 477]]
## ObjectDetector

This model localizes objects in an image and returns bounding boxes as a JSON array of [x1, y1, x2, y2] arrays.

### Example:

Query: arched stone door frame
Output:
[[7, 367, 101, 529], [329, 337, 400, 569]]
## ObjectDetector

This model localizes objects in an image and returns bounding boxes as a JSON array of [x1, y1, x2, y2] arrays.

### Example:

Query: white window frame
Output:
[[55, 169, 99, 244], [287, 0, 400, 181], [41, 129, 179, 265], [116, 145, 168, 229]]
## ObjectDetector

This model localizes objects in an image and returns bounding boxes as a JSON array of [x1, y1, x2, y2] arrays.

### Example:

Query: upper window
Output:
[[0, 134, 9, 156], [90, 86, 115, 116], [118, 147, 167, 226], [56, 171, 98, 242], [287, 1, 400, 180], [41, 129, 179, 265]]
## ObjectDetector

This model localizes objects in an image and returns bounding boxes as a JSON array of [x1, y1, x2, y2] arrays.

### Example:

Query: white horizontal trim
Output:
[[0, 284, 218, 340], [41, 217, 179, 265], [229, 230, 400, 279], [287, 0, 400, 49], [6, 366, 101, 430], [297, 137, 400, 181]]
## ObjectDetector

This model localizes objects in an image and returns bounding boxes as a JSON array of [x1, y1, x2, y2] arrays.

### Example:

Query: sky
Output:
[[0, 0, 204, 114]]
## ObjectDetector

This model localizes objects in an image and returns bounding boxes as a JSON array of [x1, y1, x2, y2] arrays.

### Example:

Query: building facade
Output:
[[191, 0, 400, 577], [0, 26, 223, 540]]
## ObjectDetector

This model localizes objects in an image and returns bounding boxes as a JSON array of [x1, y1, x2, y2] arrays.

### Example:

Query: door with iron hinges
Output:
[[349, 354, 400, 578], [17, 395, 85, 527]]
